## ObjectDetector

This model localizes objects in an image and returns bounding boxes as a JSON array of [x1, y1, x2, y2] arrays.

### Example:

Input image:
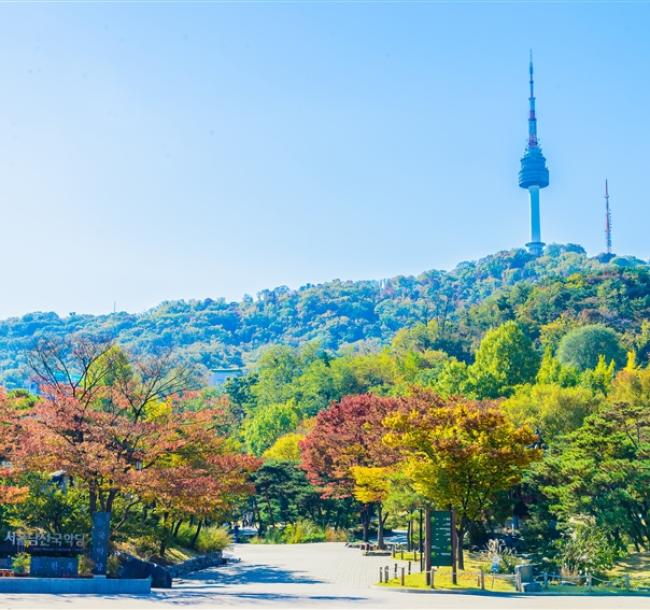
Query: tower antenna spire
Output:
[[605, 179, 612, 255], [528, 49, 538, 147]]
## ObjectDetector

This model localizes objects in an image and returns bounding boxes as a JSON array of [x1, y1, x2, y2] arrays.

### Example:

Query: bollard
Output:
[[430, 568, 435, 589], [379, 568, 383, 583], [408, 561, 411, 575], [400, 567, 405, 586], [479, 568, 485, 591], [401, 550, 404, 560], [394, 563, 398, 578], [586, 573, 593, 592], [624, 575, 631, 590], [384, 566, 389, 583], [543, 571, 548, 589]]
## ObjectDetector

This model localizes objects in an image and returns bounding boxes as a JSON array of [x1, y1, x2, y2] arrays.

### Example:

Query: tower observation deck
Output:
[[518, 52, 549, 256]]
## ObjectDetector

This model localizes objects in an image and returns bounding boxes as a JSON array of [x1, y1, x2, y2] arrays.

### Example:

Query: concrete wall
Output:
[[0, 577, 151, 594]]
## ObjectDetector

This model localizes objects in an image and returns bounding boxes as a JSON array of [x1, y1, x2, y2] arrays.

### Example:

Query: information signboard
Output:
[[430, 510, 453, 567]]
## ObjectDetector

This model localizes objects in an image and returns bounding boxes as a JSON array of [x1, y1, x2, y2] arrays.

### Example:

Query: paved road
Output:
[[2, 542, 649, 609]]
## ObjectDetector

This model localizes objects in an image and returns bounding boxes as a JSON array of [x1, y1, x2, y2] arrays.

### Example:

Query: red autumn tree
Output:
[[6, 338, 259, 564], [137, 404, 260, 555], [299, 394, 404, 544]]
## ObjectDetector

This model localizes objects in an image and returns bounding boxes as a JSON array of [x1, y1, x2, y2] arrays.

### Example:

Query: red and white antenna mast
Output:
[[605, 179, 612, 255]]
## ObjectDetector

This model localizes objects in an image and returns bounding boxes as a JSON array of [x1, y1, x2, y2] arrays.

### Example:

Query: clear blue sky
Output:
[[0, 1, 648, 318]]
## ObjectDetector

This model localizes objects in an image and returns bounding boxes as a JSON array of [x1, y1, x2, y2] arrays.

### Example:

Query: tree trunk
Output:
[[191, 519, 204, 548], [377, 504, 385, 550], [456, 525, 465, 571], [406, 518, 412, 552], [173, 519, 183, 537], [361, 504, 371, 543], [424, 507, 432, 572], [89, 488, 97, 513]]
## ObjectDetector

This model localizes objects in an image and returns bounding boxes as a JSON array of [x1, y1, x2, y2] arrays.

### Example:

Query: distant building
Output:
[[518, 52, 550, 256], [208, 367, 246, 386]]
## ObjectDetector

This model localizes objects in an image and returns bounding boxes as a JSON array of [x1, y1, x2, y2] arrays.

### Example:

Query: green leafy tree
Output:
[[540, 378, 650, 552], [536, 350, 580, 387], [470, 321, 539, 398], [557, 324, 626, 371], [434, 358, 474, 397], [579, 355, 616, 395], [242, 401, 299, 455], [503, 384, 600, 443]]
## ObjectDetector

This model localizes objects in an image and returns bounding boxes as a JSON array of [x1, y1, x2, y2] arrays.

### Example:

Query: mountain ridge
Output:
[[2, 244, 648, 388]]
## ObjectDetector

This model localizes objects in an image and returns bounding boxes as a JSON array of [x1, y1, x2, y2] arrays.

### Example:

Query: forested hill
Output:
[[1, 244, 648, 388]]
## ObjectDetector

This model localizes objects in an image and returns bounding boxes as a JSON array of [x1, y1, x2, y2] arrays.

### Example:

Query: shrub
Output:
[[174, 523, 232, 553], [283, 520, 326, 544], [196, 526, 232, 553], [12, 553, 30, 575], [107, 554, 121, 577], [77, 555, 95, 577], [251, 521, 329, 544], [175, 522, 200, 548], [250, 528, 285, 544], [558, 517, 623, 575], [131, 535, 160, 559], [324, 528, 349, 542]]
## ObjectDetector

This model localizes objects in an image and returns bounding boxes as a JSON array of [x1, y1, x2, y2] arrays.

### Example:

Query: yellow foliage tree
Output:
[[384, 393, 541, 569], [351, 465, 392, 549], [262, 433, 304, 463]]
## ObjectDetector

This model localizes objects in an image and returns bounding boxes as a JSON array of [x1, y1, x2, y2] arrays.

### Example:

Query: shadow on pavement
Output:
[[160, 591, 366, 603], [180, 562, 323, 586]]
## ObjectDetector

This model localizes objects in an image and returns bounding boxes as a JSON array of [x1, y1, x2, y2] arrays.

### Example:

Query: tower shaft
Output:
[[525, 186, 543, 256]]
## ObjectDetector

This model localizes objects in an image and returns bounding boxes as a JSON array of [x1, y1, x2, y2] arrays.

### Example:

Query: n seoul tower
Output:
[[518, 52, 550, 256]]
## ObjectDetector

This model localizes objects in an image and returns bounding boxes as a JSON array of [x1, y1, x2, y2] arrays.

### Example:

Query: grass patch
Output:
[[381, 550, 650, 595], [607, 551, 650, 588], [391, 551, 490, 573], [380, 568, 516, 593]]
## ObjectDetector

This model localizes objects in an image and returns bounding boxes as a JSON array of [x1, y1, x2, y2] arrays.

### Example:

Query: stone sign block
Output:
[[30, 555, 79, 578], [90, 512, 110, 576]]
